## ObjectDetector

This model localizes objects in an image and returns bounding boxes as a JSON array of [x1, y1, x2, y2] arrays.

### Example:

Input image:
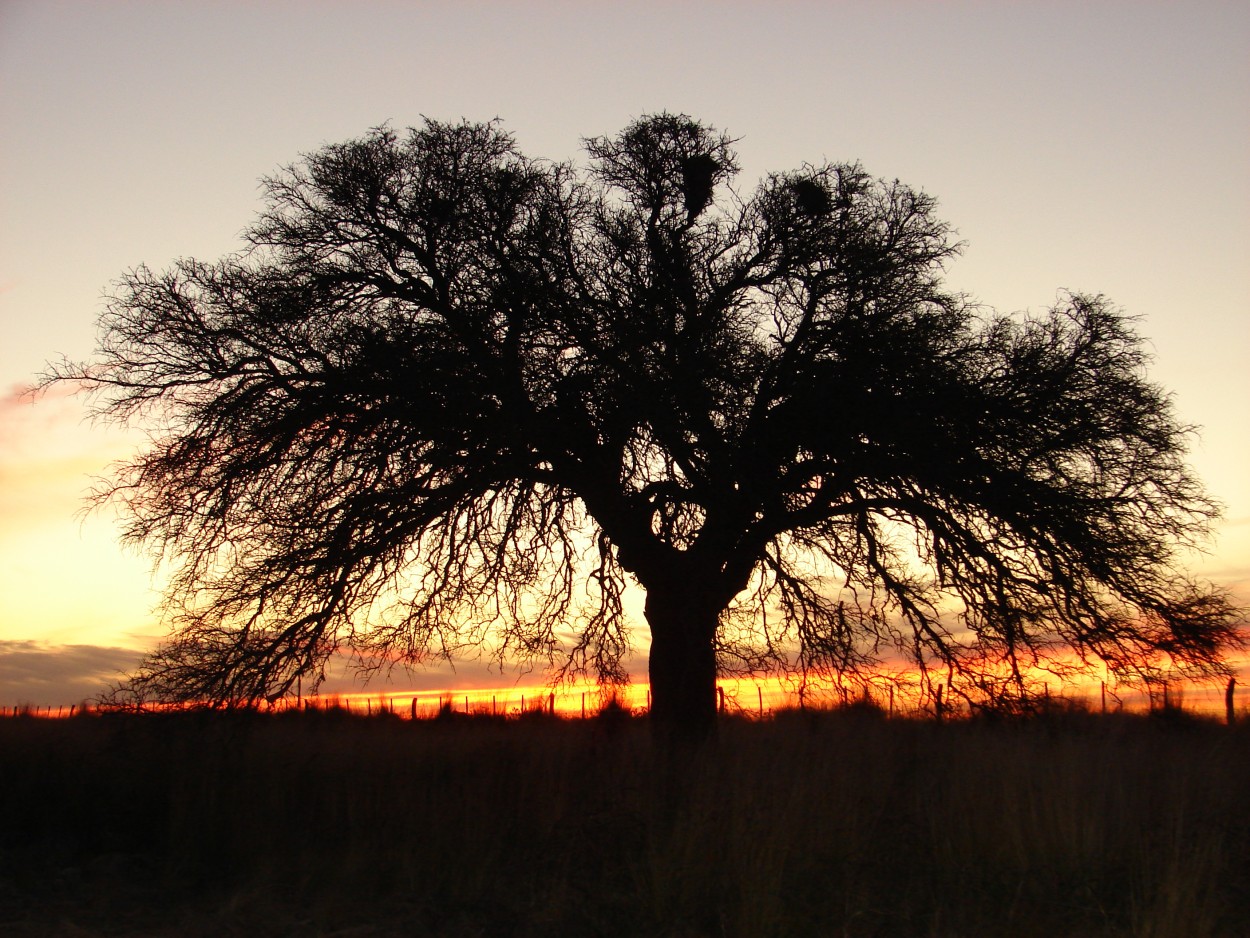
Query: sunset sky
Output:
[[2, 0, 1247, 707]]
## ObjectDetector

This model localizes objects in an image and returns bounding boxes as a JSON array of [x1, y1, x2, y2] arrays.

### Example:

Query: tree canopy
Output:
[[62, 114, 1242, 737]]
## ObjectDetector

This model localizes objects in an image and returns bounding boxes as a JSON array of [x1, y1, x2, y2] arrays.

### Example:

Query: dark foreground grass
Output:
[[1, 705, 1247, 937]]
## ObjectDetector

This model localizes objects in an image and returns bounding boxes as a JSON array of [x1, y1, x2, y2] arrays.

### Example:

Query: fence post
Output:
[[757, 685, 763, 718], [1226, 678, 1237, 726]]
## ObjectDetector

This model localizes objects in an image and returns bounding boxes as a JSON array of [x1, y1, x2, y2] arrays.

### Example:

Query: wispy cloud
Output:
[[0, 640, 144, 707], [0, 382, 140, 529]]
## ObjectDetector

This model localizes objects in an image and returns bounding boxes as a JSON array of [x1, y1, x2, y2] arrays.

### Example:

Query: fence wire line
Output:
[[3, 676, 1243, 720]]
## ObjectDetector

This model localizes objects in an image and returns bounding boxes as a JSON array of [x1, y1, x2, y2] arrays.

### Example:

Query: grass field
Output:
[[1, 704, 1247, 937]]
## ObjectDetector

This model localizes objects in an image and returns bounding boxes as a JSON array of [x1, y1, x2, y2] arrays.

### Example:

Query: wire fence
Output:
[[3, 675, 1244, 722]]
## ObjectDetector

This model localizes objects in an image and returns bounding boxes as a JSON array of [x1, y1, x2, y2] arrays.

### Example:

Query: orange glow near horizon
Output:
[[232, 670, 1249, 720], [6, 668, 1243, 720]]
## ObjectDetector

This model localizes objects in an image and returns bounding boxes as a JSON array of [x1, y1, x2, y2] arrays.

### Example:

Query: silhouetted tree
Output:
[[59, 114, 1242, 740]]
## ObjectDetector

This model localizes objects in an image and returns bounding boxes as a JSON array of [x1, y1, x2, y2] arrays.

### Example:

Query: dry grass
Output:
[[1, 704, 1247, 936]]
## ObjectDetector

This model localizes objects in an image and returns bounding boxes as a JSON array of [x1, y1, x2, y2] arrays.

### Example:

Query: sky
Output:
[[1, 0, 1247, 707]]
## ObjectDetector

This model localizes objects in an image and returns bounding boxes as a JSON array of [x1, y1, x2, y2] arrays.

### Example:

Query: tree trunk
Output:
[[644, 586, 720, 745]]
